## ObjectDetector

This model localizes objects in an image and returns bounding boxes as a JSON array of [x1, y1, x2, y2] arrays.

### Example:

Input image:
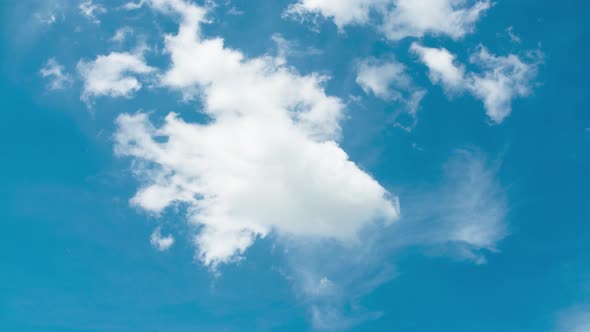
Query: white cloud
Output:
[[79, 0, 106, 24], [285, 0, 382, 30], [411, 43, 541, 123], [111, 27, 133, 43], [93, 2, 509, 326], [409, 43, 466, 93], [285, 0, 491, 40], [380, 0, 491, 40], [122, 0, 146, 10], [40, 58, 73, 90], [506, 26, 521, 43], [356, 57, 411, 100], [468, 46, 541, 123], [114, 0, 399, 269], [77, 50, 155, 103], [355, 57, 426, 129], [150, 227, 175, 251]]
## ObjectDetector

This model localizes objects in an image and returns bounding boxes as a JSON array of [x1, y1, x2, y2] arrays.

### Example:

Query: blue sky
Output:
[[1, 0, 589, 331]]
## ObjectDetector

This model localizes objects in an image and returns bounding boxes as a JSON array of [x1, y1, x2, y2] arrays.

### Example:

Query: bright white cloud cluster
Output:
[[114, 0, 399, 268], [379, 0, 491, 40], [411, 43, 541, 123], [150, 227, 175, 251], [285, 0, 491, 40], [285, 0, 381, 29], [40, 58, 72, 90], [356, 57, 425, 119], [77, 50, 155, 103]]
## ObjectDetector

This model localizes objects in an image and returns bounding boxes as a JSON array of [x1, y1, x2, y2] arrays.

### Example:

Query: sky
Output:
[[1, 0, 589, 331]]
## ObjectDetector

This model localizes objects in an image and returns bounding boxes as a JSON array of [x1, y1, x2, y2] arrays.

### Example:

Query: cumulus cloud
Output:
[[379, 0, 491, 40], [79, 0, 106, 24], [114, 0, 399, 269], [409, 43, 466, 93], [468, 46, 541, 123], [411, 43, 541, 123], [285, 0, 381, 30], [150, 227, 175, 251], [77, 49, 155, 103], [40, 58, 73, 90], [285, 0, 490, 40]]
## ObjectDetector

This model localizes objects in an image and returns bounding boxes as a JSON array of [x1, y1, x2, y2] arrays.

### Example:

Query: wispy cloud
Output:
[[355, 56, 426, 130], [40, 58, 73, 90], [111, 26, 133, 43], [400, 149, 508, 261], [271, 33, 323, 61], [36, 13, 58, 25], [227, 6, 244, 16], [79, 0, 106, 24], [506, 26, 522, 43]]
